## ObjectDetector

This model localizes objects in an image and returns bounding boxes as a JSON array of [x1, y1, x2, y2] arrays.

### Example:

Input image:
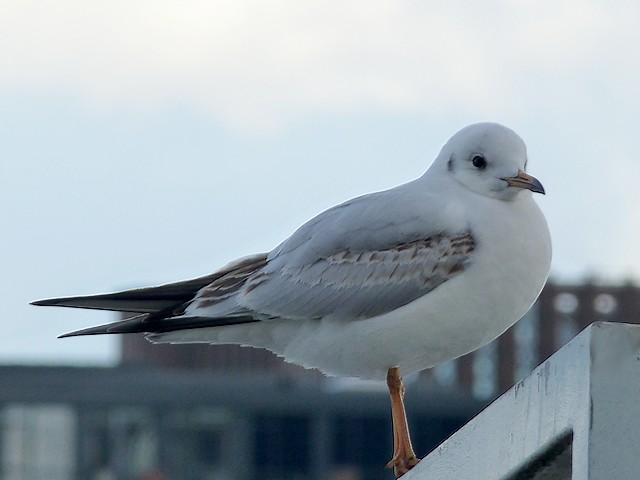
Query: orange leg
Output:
[[386, 367, 420, 477]]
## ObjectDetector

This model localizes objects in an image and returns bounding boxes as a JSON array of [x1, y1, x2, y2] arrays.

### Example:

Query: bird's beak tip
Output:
[[502, 171, 545, 195]]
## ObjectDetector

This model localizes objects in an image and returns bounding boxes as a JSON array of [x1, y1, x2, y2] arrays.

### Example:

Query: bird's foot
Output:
[[386, 452, 420, 477]]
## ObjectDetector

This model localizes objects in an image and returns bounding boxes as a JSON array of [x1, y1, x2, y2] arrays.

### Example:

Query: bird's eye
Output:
[[471, 155, 487, 170]]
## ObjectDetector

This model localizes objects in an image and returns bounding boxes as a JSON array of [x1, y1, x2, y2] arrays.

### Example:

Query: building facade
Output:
[[3, 281, 638, 479], [0, 366, 483, 480]]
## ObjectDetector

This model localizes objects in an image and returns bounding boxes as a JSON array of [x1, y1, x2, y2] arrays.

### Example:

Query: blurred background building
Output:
[[2, 280, 639, 480]]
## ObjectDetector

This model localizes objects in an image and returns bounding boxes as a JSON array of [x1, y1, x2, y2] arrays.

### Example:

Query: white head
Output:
[[435, 122, 544, 201]]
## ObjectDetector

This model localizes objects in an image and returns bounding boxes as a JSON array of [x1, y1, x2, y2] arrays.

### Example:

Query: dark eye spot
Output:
[[471, 154, 487, 170]]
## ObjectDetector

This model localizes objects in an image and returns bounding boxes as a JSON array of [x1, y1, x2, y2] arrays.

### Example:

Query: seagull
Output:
[[33, 122, 551, 476]]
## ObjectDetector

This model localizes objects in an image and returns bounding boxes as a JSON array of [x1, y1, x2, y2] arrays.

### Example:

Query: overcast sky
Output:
[[3, 1, 640, 365]]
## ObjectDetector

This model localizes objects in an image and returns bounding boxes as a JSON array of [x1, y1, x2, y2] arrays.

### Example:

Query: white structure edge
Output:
[[404, 322, 640, 480]]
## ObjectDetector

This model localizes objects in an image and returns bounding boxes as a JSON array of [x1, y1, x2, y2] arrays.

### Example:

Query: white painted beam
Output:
[[404, 322, 640, 480]]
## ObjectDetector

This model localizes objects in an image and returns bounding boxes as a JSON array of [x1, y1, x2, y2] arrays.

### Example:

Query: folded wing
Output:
[[231, 233, 476, 321]]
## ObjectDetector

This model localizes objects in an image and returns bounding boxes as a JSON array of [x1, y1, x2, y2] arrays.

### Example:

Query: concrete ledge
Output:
[[404, 322, 640, 480]]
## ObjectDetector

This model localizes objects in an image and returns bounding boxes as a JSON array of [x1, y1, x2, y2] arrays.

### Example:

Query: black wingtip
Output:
[[58, 330, 106, 339], [58, 324, 116, 338], [31, 299, 56, 306], [57, 313, 152, 338], [58, 331, 79, 339], [57, 314, 261, 339]]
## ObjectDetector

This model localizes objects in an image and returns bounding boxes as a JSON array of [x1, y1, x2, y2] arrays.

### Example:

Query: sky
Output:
[[2, 0, 640, 365]]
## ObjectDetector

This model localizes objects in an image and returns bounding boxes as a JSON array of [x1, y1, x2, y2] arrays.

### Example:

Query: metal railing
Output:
[[404, 322, 640, 479]]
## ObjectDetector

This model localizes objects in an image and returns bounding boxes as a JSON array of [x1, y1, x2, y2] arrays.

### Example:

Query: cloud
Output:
[[2, 0, 638, 131]]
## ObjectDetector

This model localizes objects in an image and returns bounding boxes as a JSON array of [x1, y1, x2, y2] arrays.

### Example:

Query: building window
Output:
[[163, 407, 235, 479], [472, 341, 498, 399], [254, 415, 310, 479], [1, 404, 76, 480], [514, 305, 540, 382], [332, 415, 389, 479], [553, 292, 581, 349], [553, 293, 579, 314], [593, 293, 617, 315], [432, 360, 458, 389]]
